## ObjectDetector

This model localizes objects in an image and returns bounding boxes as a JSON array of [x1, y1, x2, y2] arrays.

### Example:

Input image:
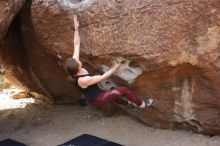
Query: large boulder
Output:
[[25, 0, 220, 134], [31, 0, 220, 134]]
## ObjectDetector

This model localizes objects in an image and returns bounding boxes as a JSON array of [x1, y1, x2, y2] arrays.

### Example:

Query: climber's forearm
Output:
[[72, 29, 80, 60], [81, 64, 120, 87], [72, 17, 80, 60]]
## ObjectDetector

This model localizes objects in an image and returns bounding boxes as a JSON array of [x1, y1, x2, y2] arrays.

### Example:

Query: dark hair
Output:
[[65, 58, 79, 76]]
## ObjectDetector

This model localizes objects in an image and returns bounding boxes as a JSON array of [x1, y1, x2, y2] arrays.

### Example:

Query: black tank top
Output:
[[73, 74, 102, 102]]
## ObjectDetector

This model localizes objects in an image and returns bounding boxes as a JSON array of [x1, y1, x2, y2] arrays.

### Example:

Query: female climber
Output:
[[65, 15, 153, 109]]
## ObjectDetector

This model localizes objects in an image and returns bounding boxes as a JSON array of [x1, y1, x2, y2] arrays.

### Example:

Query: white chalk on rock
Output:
[[101, 59, 143, 84]]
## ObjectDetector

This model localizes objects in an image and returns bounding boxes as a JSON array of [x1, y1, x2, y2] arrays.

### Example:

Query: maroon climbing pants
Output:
[[91, 86, 143, 107]]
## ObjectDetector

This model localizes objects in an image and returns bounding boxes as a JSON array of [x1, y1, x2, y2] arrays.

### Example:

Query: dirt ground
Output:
[[0, 102, 220, 146]]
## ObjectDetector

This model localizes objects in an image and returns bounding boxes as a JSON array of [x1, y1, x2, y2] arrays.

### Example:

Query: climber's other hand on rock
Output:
[[115, 57, 126, 64]]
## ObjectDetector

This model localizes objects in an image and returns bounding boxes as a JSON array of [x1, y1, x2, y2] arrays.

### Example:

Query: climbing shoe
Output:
[[144, 98, 154, 107]]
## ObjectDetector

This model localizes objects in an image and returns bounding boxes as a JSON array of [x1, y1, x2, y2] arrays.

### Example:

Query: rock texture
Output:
[[1, 0, 220, 135], [0, 0, 51, 100], [0, 0, 36, 93], [0, 0, 25, 41]]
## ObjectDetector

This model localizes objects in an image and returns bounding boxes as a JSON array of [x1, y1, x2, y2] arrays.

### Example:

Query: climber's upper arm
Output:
[[78, 75, 104, 88]]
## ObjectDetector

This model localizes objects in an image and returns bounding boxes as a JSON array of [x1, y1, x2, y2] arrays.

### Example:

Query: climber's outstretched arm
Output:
[[72, 15, 80, 61], [78, 62, 121, 88]]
